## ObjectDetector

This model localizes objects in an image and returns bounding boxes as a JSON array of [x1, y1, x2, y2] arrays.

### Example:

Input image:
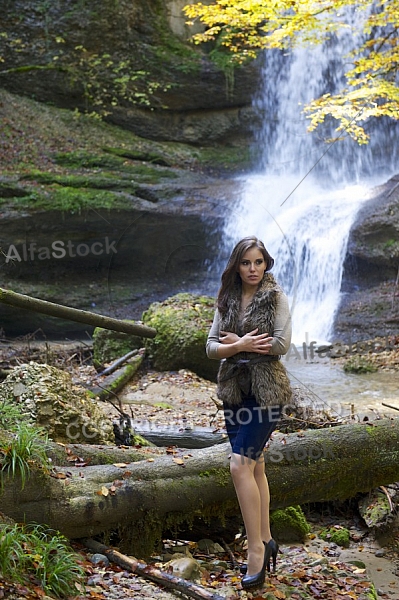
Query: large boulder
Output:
[[0, 363, 114, 445], [344, 173, 399, 285], [142, 293, 218, 381], [334, 174, 399, 339]]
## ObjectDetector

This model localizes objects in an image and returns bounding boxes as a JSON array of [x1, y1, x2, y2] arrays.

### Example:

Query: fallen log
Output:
[[87, 354, 144, 402], [1, 418, 399, 556], [0, 432, 158, 467], [121, 420, 227, 448], [0, 287, 156, 338], [97, 349, 144, 377], [83, 538, 225, 600]]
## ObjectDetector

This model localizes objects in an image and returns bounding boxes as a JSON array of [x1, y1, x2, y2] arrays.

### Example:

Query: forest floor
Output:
[[1, 339, 399, 599]]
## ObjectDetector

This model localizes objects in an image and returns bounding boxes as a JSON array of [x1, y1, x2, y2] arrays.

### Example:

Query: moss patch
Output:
[[270, 505, 311, 542], [12, 185, 127, 212], [319, 525, 350, 547]]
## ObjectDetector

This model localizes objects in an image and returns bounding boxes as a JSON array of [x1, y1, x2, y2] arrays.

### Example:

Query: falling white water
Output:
[[224, 175, 370, 343], [223, 7, 398, 343]]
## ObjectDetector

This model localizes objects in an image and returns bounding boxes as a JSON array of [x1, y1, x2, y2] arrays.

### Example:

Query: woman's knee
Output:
[[230, 452, 255, 478]]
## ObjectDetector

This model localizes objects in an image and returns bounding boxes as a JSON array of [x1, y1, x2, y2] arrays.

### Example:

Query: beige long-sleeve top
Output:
[[206, 291, 292, 359]]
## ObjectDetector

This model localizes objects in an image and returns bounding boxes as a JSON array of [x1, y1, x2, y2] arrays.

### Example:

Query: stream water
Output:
[[284, 356, 399, 420], [220, 7, 399, 415]]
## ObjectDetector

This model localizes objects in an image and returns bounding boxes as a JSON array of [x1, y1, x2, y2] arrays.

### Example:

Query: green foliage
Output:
[[0, 397, 26, 432], [0, 28, 170, 117], [343, 356, 378, 374], [0, 423, 51, 490], [0, 523, 85, 597], [367, 583, 378, 600], [184, 0, 399, 142], [64, 45, 171, 115]]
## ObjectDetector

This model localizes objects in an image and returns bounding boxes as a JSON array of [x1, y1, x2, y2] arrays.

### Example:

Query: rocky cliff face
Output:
[[333, 175, 399, 340], [0, 0, 260, 145], [1, 2, 399, 342]]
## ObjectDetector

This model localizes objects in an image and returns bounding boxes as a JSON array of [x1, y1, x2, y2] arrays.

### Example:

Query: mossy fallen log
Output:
[[87, 354, 144, 402], [116, 420, 227, 448], [1, 419, 399, 556], [0, 287, 156, 337]]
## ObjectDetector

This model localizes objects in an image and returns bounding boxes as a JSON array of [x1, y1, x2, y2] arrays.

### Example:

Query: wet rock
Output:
[[163, 556, 201, 581], [335, 174, 399, 340], [90, 553, 110, 567], [197, 539, 224, 554]]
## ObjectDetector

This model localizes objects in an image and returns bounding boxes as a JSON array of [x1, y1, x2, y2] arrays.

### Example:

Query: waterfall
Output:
[[223, 8, 398, 343]]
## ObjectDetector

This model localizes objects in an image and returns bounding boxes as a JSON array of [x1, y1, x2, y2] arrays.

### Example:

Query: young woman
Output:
[[206, 236, 292, 591]]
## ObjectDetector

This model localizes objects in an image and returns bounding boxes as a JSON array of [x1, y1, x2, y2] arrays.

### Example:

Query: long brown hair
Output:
[[217, 236, 274, 314]]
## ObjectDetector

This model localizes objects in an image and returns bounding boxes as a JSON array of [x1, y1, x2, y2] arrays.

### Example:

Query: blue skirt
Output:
[[223, 395, 281, 459]]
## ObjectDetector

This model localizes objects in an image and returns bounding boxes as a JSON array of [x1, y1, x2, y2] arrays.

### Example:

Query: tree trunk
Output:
[[1, 419, 399, 556], [0, 287, 156, 337], [88, 354, 144, 402], [116, 420, 227, 448]]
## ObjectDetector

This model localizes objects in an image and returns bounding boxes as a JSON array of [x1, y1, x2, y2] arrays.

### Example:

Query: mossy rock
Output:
[[270, 505, 311, 542], [142, 293, 218, 381], [92, 325, 143, 366], [358, 488, 392, 529], [319, 525, 350, 547], [0, 362, 114, 445]]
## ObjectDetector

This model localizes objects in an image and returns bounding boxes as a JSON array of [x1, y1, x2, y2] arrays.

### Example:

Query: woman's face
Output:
[[237, 247, 266, 288]]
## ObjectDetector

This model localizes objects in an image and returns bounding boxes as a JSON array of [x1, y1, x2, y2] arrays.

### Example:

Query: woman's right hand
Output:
[[238, 328, 273, 354]]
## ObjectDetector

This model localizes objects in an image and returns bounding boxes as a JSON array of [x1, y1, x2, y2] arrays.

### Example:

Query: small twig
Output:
[[379, 485, 394, 512], [382, 402, 399, 412], [220, 538, 238, 566], [210, 396, 222, 410], [83, 538, 225, 600], [91, 382, 124, 415]]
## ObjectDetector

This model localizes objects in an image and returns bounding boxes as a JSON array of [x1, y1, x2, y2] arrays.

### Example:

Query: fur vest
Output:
[[217, 273, 292, 408]]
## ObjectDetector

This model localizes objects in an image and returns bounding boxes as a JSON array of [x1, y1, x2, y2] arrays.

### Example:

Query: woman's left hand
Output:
[[219, 330, 240, 344]]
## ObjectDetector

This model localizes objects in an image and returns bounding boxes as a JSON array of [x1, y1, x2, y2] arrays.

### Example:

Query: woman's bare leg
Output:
[[230, 452, 265, 576], [254, 457, 272, 543]]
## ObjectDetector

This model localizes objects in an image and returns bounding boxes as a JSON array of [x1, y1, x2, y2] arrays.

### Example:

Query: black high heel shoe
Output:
[[265, 539, 279, 573], [241, 542, 267, 591], [240, 539, 279, 576]]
